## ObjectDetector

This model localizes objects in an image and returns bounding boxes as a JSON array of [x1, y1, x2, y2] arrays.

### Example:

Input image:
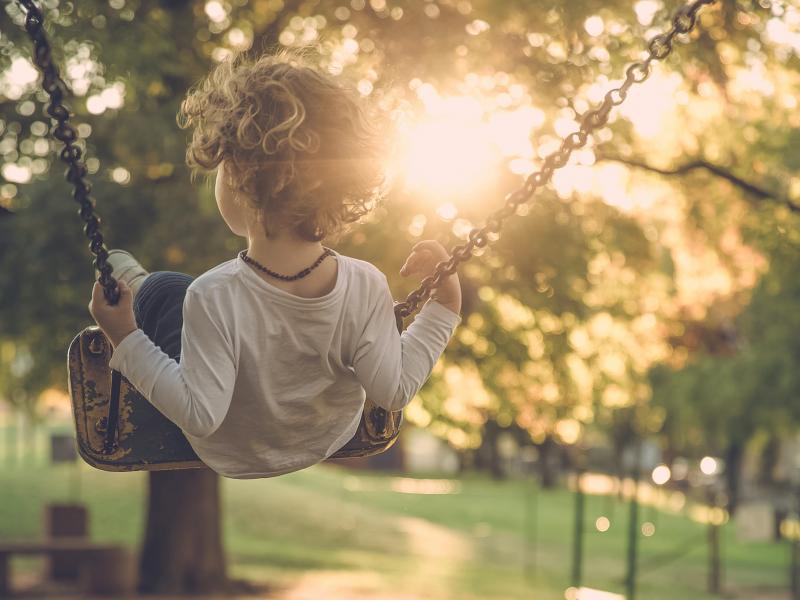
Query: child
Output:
[[88, 52, 461, 479]]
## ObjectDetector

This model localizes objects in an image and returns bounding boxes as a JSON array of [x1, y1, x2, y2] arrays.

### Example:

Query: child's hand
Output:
[[88, 281, 138, 348], [400, 240, 461, 315]]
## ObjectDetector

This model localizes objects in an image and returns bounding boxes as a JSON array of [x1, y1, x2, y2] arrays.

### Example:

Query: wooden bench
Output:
[[0, 538, 136, 597]]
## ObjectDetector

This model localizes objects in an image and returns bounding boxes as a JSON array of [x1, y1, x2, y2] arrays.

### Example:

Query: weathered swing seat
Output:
[[68, 326, 402, 471]]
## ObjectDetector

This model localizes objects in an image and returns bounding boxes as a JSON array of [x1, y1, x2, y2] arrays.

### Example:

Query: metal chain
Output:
[[394, 0, 717, 319], [17, 0, 119, 303]]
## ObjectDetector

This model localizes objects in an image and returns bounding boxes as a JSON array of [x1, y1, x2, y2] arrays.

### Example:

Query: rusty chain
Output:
[[15, 0, 716, 314], [16, 0, 119, 304], [394, 0, 717, 319]]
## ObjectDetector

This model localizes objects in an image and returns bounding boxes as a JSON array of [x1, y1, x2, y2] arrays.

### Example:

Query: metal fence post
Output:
[[571, 469, 586, 589], [625, 448, 641, 600]]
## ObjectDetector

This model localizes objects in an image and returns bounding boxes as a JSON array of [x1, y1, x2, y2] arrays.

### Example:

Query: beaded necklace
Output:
[[239, 248, 334, 281]]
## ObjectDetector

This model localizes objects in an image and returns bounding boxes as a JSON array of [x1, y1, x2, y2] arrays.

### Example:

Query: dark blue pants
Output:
[[133, 272, 193, 361]]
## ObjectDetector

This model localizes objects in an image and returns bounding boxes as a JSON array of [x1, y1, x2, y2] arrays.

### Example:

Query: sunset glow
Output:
[[394, 95, 499, 198], [394, 69, 686, 211]]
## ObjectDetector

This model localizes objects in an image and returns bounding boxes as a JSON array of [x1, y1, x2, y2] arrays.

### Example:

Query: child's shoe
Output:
[[100, 249, 150, 298]]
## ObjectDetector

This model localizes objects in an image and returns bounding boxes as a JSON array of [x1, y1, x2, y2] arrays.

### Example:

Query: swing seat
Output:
[[67, 326, 402, 472]]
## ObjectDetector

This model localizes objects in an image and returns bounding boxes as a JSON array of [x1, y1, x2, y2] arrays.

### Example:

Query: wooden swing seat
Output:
[[67, 327, 402, 472]]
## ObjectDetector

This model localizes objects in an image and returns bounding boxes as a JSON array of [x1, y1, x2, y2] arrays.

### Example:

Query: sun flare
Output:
[[392, 70, 686, 215], [394, 97, 499, 199]]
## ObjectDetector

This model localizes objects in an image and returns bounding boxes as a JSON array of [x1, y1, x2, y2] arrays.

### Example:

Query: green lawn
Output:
[[0, 462, 792, 599]]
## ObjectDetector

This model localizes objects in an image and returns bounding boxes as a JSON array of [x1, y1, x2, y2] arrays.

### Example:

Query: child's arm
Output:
[[90, 283, 235, 438], [352, 241, 461, 412]]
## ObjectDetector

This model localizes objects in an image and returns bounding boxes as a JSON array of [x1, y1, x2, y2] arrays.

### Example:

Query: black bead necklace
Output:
[[239, 248, 334, 281]]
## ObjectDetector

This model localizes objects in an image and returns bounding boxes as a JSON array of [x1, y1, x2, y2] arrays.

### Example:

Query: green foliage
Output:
[[653, 237, 800, 461]]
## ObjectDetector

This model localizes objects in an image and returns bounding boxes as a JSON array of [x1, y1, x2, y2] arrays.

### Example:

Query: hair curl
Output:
[[178, 51, 386, 241]]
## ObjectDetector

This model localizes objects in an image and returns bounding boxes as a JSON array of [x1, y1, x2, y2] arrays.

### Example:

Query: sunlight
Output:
[[1, 57, 38, 100], [394, 71, 682, 211], [565, 588, 626, 600], [64, 46, 99, 96], [634, 0, 661, 26], [765, 9, 800, 53], [396, 102, 497, 199], [204, 0, 227, 23], [394, 90, 548, 204], [618, 71, 682, 139], [1, 163, 32, 184], [390, 478, 461, 495], [7, 56, 38, 86], [86, 83, 126, 115]]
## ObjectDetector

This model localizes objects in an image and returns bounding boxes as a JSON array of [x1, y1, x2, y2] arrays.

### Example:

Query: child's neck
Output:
[[246, 232, 325, 273], [244, 231, 338, 299]]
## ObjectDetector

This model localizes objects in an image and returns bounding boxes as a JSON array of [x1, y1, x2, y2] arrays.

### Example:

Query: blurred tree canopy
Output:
[[1, 0, 799, 470]]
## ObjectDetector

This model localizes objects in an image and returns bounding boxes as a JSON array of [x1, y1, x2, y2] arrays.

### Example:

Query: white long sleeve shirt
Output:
[[108, 251, 460, 478]]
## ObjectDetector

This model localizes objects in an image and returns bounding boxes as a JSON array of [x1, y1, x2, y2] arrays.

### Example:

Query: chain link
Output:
[[17, 0, 119, 303], [394, 0, 717, 319]]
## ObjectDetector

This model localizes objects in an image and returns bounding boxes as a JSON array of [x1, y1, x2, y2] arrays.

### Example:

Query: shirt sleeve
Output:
[[108, 288, 236, 438], [352, 276, 460, 412]]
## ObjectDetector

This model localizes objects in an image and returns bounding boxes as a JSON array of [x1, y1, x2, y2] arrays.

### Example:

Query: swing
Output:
[[13, 0, 714, 471]]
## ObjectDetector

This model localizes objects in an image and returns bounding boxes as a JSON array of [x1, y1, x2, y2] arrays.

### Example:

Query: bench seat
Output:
[[0, 539, 135, 597]]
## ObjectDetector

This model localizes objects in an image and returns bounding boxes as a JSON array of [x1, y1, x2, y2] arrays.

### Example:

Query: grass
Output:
[[0, 461, 793, 599]]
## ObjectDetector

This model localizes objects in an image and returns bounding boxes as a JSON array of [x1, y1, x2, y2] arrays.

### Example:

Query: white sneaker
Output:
[[100, 249, 150, 298]]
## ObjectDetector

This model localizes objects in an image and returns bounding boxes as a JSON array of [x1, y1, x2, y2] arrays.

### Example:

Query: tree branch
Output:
[[595, 153, 800, 214]]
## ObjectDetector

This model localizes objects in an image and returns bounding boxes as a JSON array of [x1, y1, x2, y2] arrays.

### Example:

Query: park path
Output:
[[10, 573, 795, 600], [10, 558, 793, 600], [9, 580, 794, 600], [12, 585, 426, 600], [9, 515, 473, 600]]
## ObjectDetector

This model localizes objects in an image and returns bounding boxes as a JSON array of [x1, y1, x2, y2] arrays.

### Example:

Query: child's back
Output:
[[110, 252, 457, 477], [90, 51, 462, 478]]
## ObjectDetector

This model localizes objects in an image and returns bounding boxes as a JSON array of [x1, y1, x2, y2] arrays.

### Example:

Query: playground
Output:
[[3, 0, 800, 598]]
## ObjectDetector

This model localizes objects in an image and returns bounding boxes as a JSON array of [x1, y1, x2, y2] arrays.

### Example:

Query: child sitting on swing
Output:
[[88, 52, 462, 479]]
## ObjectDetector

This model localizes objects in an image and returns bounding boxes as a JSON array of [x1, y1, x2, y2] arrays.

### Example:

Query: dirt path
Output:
[[10, 568, 793, 600], [10, 571, 429, 600]]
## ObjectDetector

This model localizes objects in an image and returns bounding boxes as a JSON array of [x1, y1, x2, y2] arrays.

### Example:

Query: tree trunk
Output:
[[760, 436, 780, 486], [613, 442, 627, 501], [724, 442, 744, 517], [538, 435, 558, 489], [475, 420, 504, 479], [139, 469, 227, 594]]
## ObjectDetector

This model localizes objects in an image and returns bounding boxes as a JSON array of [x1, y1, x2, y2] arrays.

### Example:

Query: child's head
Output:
[[179, 51, 385, 242]]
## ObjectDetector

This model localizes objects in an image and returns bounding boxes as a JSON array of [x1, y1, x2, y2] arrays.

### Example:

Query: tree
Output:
[[651, 235, 800, 513]]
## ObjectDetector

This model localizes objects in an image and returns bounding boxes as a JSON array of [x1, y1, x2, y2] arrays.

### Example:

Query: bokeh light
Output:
[[2, 57, 39, 100], [700, 456, 718, 476], [651, 464, 671, 485], [595, 516, 611, 532], [204, 0, 227, 23]]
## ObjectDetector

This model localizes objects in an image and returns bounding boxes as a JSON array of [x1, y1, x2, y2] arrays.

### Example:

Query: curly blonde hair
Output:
[[178, 51, 386, 241]]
